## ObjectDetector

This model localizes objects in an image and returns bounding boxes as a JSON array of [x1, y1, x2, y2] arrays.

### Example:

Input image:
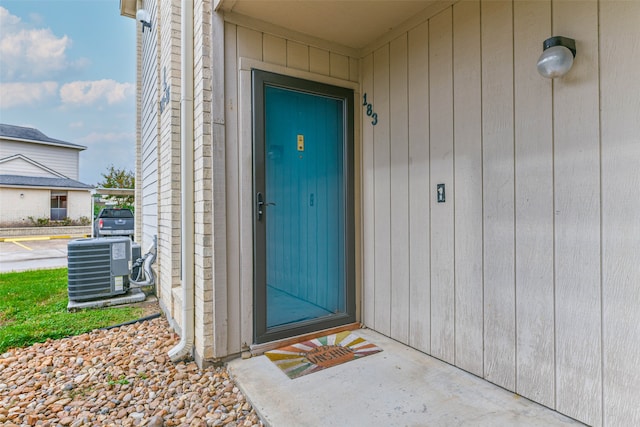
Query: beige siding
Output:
[[407, 21, 430, 355], [513, 0, 555, 409], [389, 34, 410, 345], [600, 2, 640, 426], [452, 0, 482, 377], [481, 0, 517, 392], [0, 141, 80, 179], [428, 8, 454, 364], [224, 21, 242, 355], [359, 1, 640, 426], [553, 1, 602, 424], [208, 8, 228, 361], [361, 53, 375, 330], [0, 157, 60, 178], [372, 44, 391, 337]]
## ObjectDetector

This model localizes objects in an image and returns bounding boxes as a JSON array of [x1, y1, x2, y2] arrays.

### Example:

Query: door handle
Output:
[[257, 192, 264, 220], [256, 192, 276, 221]]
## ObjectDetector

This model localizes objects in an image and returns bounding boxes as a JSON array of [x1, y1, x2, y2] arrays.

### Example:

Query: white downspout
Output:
[[168, 0, 195, 362]]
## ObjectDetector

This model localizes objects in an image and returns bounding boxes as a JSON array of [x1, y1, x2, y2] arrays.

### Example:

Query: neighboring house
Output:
[[0, 124, 93, 226], [120, 1, 639, 425]]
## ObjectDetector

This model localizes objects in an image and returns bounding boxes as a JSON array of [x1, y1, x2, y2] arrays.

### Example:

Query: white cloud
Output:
[[0, 7, 73, 80], [0, 81, 58, 109], [69, 121, 84, 129], [60, 80, 135, 107], [0, 6, 20, 29]]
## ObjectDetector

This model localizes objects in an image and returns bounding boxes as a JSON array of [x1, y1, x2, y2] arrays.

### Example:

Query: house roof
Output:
[[0, 174, 94, 190], [0, 124, 87, 151]]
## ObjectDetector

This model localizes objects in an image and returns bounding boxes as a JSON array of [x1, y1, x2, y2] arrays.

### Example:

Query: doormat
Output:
[[264, 330, 382, 379]]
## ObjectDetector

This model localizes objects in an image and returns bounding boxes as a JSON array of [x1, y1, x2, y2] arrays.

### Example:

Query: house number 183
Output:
[[362, 93, 378, 126]]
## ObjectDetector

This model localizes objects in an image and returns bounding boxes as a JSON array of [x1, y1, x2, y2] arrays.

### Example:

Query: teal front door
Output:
[[253, 70, 355, 344]]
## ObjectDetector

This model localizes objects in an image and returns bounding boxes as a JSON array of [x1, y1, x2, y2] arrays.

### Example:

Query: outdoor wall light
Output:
[[136, 8, 152, 33], [537, 36, 576, 78], [20, 193, 24, 198]]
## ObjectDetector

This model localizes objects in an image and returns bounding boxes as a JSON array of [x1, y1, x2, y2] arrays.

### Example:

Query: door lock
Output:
[[256, 192, 276, 221]]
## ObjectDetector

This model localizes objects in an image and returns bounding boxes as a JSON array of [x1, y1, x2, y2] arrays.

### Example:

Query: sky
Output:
[[0, 0, 137, 186]]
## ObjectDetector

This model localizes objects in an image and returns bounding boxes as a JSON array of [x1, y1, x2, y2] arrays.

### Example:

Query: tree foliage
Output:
[[97, 165, 135, 209]]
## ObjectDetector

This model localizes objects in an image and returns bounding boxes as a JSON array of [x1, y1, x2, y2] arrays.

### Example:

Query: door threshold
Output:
[[249, 322, 362, 356]]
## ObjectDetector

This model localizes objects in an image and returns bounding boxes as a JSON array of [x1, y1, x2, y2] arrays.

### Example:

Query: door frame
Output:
[[252, 69, 356, 344]]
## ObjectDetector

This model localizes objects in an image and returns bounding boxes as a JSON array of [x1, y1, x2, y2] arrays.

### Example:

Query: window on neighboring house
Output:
[[51, 191, 68, 220]]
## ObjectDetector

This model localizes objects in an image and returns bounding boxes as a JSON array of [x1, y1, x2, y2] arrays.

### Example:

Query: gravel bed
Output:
[[0, 317, 263, 427]]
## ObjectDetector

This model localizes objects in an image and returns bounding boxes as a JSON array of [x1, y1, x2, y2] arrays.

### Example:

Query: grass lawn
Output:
[[0, 268, 144, 353]]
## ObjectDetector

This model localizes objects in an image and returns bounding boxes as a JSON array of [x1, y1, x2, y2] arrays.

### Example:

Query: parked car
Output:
[[94, 208, 134, 238]]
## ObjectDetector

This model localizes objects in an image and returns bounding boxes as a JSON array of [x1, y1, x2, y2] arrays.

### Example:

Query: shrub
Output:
[[10, 216, 92, 228], [27, 216, 50, 227]]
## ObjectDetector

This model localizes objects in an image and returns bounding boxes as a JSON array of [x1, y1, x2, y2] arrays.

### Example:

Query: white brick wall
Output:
[[193, 0, 215, 361]]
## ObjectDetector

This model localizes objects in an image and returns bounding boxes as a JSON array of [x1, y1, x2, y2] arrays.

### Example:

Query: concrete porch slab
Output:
[[67, 287, 146, 311], [228, 328, 583, 427]]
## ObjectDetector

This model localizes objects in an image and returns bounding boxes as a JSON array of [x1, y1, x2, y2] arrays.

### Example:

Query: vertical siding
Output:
[[209, 11, 228, 360], [236, 25, 258, 348], [407, 21, 430, 354], [481, 0, 516, 391], [357, 1, 639, 426], [553, 1, 602, 425], [600, 1, 640, 426], [262, 34, 286, 66], [309, 47, 330, 76], [452, 0, 483, 377], [428, 8, 454, 364], [372, 45, 392, 336], [224, 22, 242, 353], [513, 0, 555, 408], [389, 34, 410, 344], [361, 53, 375, 328]]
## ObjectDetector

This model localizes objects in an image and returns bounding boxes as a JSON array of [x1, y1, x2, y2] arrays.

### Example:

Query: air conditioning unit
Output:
[[67, 237, 132, 302]]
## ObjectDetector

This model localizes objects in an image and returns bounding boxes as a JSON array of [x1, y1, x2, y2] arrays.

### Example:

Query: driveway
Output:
[[0, 237, 70, 273]]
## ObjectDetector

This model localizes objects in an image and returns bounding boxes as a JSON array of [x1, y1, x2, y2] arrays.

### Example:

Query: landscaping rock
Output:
[[0, 318, 263, 426]]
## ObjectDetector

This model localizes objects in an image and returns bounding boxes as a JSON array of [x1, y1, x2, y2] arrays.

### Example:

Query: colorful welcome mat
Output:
[[264, 331, 383, 379]]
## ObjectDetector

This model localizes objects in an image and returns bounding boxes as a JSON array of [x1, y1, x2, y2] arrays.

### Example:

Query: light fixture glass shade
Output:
[[537, 45, 574, 78], [136, 9, 151, 23]]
